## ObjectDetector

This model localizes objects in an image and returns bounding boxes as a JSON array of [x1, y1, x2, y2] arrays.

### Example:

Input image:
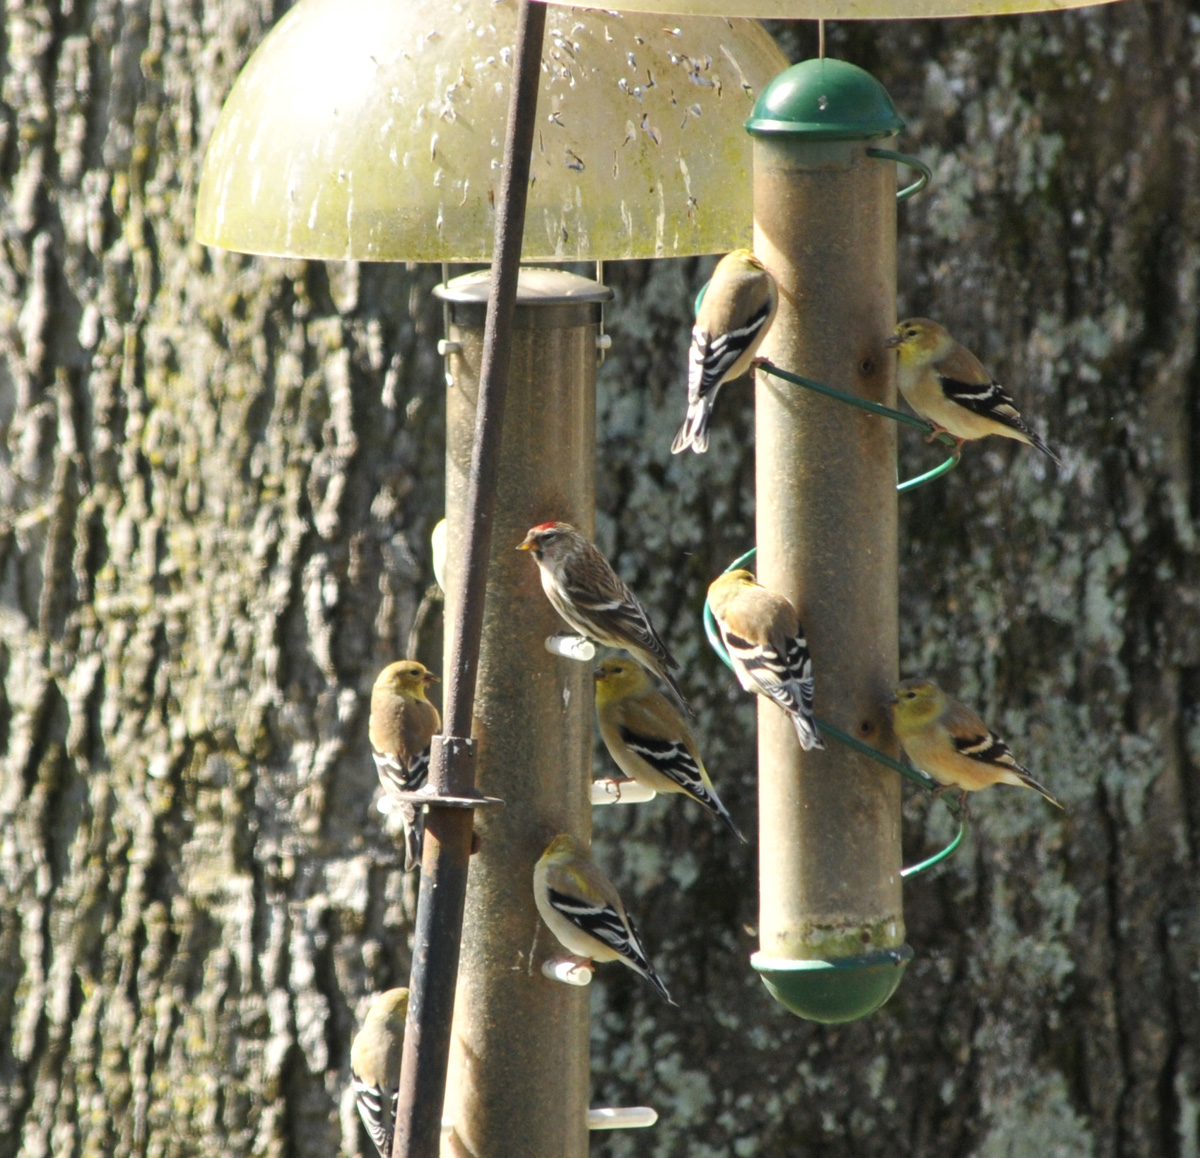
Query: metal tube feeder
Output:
[[437, 268, 610, 1158], [747, 58, 913, 1023]]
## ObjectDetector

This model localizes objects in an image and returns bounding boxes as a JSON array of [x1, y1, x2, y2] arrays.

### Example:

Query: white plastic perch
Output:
[[541, 957, 593, 987], [544, 632, 596, 662], [430, 518, 447, 592], [440, 1107, 657, 1135], [590, 778, 657, 806]]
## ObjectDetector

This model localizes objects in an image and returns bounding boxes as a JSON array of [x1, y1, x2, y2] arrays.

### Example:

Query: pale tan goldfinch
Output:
[[672, 248, 778, 455], [534, 833, 675, 1005], [888, 679, 1064, 812], [594, 658, 746, 842], [518, 522, 691, 717], [707, 570, 824, 751], [885, 318, 1061, 464], [369, 660, 441, 872], [350, 987, 409, 1158]]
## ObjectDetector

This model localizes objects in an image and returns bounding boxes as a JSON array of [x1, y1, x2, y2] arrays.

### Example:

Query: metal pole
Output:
[[438, 270, 608, 1158], [393, 5, 547, 1155], [749, 62, 906, 1005]]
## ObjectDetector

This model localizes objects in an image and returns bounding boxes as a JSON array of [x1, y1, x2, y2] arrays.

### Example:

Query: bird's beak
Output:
[[593, 668, 604, 681], [884, 693, 899, 706], [883, 334, 903, 348], [425, 672, 441, 684], [516, 537, 534, 551]]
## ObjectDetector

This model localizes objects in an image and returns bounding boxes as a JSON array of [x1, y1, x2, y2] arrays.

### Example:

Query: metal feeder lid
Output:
[[434, 268, 613, 307], [751, 945, 913, 1023], [746, 58, 905, 140], [434, 268, 612, 329]]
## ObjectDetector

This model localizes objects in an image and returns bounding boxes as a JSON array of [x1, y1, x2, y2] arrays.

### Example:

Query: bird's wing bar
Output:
[[689, 298, 774, 400], [577, 584, 677, 670], [547, 886, 640, 958], [619, 729, 710, 798], [352, 1076, 393, 1158], [935, 373, 1030, 434], [724, 630, 811, 708], [372, 745, 430, 794], [780, 635, 816, 712], [951, 728, 1020, 770]]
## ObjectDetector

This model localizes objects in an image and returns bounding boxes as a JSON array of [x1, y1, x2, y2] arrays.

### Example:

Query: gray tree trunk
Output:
[[2, 2, 1197, 1157]]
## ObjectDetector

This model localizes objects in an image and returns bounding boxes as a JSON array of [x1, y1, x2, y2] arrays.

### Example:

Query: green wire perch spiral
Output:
[[700, 357, 968, 878]]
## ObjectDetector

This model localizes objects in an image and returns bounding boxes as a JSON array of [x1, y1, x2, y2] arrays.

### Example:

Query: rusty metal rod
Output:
[[393, 4, 548, 1156]]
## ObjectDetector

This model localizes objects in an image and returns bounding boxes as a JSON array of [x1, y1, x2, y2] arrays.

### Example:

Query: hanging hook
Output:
[[866, 147, 932, 202]]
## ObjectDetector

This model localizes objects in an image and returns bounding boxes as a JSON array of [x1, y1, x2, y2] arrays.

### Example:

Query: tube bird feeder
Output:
[[192, 0, 790, 1146], [746, 59, 912, 1022], [437, 269, 610, 1158]]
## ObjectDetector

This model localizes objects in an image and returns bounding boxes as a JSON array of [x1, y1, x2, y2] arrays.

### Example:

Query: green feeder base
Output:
[[751, 945, 913, 1024]]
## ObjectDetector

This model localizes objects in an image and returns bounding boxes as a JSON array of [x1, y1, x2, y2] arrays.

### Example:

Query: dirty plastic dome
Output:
[[548, 0, 1124, 19], [195, 0, 788, 261]]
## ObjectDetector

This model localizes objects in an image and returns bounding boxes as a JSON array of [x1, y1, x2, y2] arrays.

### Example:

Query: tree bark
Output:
[[2, 1, 1198, 1156]]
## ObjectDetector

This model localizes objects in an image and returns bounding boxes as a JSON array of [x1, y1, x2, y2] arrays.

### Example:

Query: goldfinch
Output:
[[534, 833, 675, 1005], [369, 660, 441, 872], [671, 248, 778, 455], [888, 679, 1064, 812], [706, 570, 823, 751], [349, 987, 409, 1158], [518, 522, 690, 716], [594, 658, 745, 842], [886, 318, 1061, 463]]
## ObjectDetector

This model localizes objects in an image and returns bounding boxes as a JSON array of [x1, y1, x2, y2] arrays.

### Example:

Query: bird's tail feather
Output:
[[1027, 429, 1063, 466], [792, 712, 825, 751], [670, 400, 713, 456], [643, 964, 677, 1006], [402, 806, 425, 872], [1018, 770, 1064, 809], [713, 796, 747, 844]]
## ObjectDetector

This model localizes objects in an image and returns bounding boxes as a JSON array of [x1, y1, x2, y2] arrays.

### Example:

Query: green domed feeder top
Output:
[[746, 58, 905, 141], [752, 945, 913, 1023]]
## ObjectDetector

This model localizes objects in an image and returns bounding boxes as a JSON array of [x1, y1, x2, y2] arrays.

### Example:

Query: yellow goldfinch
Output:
[[671, 249, 778, 455], [349, 987, 409, 1158], [885, 318, 1061, 463], [534, 833, 675, 1005], [594, 658, 745, 842], [888, 679, 1064, 812], [706, 570, 824, 751], [369, 660, 441, 871], [518, 522, 690, 716]]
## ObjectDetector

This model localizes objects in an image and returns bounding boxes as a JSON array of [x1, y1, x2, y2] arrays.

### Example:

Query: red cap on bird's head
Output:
[[517, 521, 575, 553]]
